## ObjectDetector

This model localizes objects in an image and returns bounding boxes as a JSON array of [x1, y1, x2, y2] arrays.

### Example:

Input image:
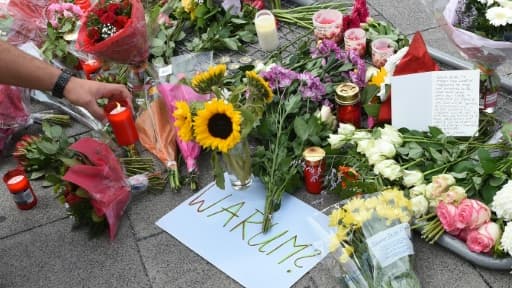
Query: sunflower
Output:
[[191, 64, 227, 94], [173, 101, 193, 141], [193, 98, 241, 153], [245, 70, 274, 102]]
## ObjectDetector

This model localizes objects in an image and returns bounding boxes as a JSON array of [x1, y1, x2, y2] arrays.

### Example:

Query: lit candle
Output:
[[303, 147, 326, 194], [81, 58, 102, 80], [255, 10, 279, 51], [104, 100, 139, 146], [312, 9, 343, 43], [3, 168, 38, 210]]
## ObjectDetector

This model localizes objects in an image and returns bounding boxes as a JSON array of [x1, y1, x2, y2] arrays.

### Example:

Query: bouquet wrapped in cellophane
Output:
[[323, 189, 421, 288]]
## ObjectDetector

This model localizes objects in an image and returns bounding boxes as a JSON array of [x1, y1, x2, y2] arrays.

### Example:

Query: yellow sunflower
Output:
[[191, 64, 227, 94], [193, 98, 241, 153], [173, 101, 193, 141], [246, 70, 274, 102]]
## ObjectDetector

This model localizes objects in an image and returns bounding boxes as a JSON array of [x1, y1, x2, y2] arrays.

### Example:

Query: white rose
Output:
[[337, 123, 356, 137], [328, 134, 348, 149], [357, 139, 374, 155], [315, 105, 337, 130], [367, 153, 386, 166], [402, 170, 424, 187], [410, 184, 427, 197], [371, 139, 396, 158], [374, 159, 402, 181], [500, 222, 512, 255], [411, 195, 429, 218], [431, 174, 456, 197], [352, 131, 372, 142], [441, 185, 467, 205], [378, 124, 403, 147]]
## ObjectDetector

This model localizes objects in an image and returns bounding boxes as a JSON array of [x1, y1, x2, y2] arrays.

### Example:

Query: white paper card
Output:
[[366, 223, 414, 267], [156, 175, 330, 288], [391, 70, 480, 136]]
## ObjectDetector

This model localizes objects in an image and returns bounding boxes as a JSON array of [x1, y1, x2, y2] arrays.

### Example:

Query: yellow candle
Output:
[[255, 10, 279, 51]]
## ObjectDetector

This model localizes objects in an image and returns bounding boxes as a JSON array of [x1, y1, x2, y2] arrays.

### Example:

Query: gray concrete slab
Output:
[[368, 0, 437, 35], [412, 234, 490, 288], [475, 267, 512, 288], [0, 217, 151, 288], [0, 157, 67, 238]]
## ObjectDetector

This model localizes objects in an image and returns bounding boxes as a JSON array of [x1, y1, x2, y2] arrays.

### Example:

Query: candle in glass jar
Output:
[[3, 168, 38, 210], [336, 83, 361, 128], [344, 28, 366, 57], [254, 10, 279, 51], [81, 58, 102, 80], [104, 100, 139, 146], [303, 147, 326, 194], [312, 9, 343, 43], [371, 38, 396, 68]]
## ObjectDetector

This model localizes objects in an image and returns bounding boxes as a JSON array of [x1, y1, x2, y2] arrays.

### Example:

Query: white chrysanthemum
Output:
[[497, 0, 512, 9], [486, 6, 512, 26], [500, 222, 512, 255], [491, 180, 512, 221]]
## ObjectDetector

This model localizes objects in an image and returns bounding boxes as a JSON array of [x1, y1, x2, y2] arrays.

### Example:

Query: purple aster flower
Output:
[[299, 72, 326, 102], [260, 65, 299, 89], [310, 39, 348, 61], [322, 99, 334, 109]]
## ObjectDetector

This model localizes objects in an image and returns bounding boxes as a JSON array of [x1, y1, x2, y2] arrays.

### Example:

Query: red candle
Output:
[[336, 83, 361, 128], [104, 100, 139, 146], [80, 59, 102, 80], [3, 168, 38, 210], [303, 147, 326, 194]]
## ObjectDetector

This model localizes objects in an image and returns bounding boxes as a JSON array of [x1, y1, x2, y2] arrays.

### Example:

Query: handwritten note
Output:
[[391, 70, 479, 136], [366, 223, 414, 267], [156, 175, 330, 288]]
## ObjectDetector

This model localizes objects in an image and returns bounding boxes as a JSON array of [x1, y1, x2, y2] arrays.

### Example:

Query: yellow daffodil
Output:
[[336, 225, 350, 242], [173, 101, 193, 141], [193, 98, 241, 153], [343, 198, 365, 213], [369, 67, 387, 86]]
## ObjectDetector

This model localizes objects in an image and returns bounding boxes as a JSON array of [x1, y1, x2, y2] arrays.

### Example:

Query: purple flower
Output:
[[347, 50, 366, 88], [298, 72, 326, 102], [310, 39, 347, 61], [260, 65, 299, 89]]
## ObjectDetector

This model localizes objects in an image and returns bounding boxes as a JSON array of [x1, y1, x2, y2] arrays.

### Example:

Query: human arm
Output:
[[0, 40, 132, 121]]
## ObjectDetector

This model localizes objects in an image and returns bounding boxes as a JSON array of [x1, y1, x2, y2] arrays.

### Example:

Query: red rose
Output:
[[107, 3, 121, 14], [113, 15, 129, 30], [100, 12, 116, 24], [87, 27, 100, 42], [93, 7, 107, 17]]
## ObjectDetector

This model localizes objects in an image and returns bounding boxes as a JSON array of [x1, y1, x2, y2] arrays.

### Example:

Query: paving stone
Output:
[[369, 0, 438, 35], [475, 267, 512, 288], [0, 217, 150, 288]]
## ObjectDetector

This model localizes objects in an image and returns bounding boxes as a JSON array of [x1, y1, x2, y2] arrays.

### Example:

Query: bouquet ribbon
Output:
[[63, 137, 131, 240]]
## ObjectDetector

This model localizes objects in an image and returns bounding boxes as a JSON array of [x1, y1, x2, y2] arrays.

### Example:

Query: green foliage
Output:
[[41, 23, 79, 68], [361, 18, 409, 49]]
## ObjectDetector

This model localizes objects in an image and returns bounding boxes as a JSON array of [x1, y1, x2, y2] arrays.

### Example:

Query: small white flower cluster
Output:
[[101, 24, 118, 40], [481, 0, 512, 27], [491, 180, 512, 256]]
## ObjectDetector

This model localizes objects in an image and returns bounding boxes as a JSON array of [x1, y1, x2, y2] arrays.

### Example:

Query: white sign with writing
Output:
[[366, 223, 414, 267], [391, 70, 480, 136], [156, 176, 330, 288]]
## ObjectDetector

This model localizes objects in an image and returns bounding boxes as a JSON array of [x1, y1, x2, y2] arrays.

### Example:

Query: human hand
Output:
[[63, 77, 132, 121]]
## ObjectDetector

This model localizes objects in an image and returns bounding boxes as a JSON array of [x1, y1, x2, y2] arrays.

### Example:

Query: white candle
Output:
[[255, 10, 279, 51]]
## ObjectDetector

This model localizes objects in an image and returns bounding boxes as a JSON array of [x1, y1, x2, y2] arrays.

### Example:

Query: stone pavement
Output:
[[1, 0, 512, 287]]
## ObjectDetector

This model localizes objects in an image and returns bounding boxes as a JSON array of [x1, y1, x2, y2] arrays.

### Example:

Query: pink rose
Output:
[[455, 199, 491, 230], [436, 201, 460, 234], [466, 222, 501, 253], [457, 228, 473, 242]]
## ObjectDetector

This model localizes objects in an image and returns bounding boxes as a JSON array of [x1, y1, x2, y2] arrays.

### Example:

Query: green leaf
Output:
[[428, 126, 444, 138], [363, 103, 381, 117], [429, 147, 445, 162], [37, 141, 59, 155], [481, 184, 499, 205], [49, 125, 63, 139], [450, 172, 468, 179], [29, 170, 45, 180], [221, 38, 239, 50], [231, 18, 247, 24], [151, 38, 165, 47], [489, 175, 506, 187], [60, 21, 72, 33], [477, 148, 496, 174], [59, 157, 81, 168], [360, 85, 379, 104], [293, 117, 309, 141], [212, 153, 225, 190]]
